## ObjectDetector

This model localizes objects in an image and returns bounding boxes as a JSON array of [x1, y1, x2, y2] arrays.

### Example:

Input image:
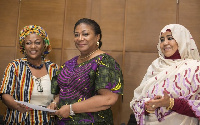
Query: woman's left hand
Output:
[[55, 105, 70, 118], [47, 102, 57, 116], [146, 91, 171, 111]]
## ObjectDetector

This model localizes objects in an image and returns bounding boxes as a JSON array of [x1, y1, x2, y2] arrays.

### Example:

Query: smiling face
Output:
[[24, 34, 45, 61], [74, 23, 99, 55], [160, 31, 178, 57]]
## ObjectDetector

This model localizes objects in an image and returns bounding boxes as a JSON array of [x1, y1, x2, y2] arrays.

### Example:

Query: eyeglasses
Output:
[[35, 78, 43, 92]]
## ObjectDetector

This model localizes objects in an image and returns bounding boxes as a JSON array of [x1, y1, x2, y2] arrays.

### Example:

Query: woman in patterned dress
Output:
[[50, 18, 124, 124], [0, 25, 58, 125], [130, 24, 200, 125]]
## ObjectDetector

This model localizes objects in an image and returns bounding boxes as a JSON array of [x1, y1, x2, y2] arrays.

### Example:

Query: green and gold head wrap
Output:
[[19, 25, 51, 57]]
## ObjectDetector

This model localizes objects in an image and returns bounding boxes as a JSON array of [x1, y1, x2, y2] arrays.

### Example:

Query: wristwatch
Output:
[[69, 104, 75, 116]]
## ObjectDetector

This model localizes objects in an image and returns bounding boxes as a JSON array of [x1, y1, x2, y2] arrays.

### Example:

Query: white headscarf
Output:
[[158, 24, 200, 60], [130, 24, 200, 125]]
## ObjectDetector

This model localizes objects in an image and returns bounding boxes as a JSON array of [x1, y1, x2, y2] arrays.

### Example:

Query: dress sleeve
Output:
[[51, 66, 63, 95], [51, 74, 60, 95], [95, 55, 123, 94], [172, 98, 196, 117], [0, 63, 17, 97]]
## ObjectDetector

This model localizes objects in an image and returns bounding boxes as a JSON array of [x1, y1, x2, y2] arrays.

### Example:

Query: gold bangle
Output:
[[171, 98, 174, 109], [166, 98, 174, 110], [166, 98, 172, 110], [145, 109, 154, 114]]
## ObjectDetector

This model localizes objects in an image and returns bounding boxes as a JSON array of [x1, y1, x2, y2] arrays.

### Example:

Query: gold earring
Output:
[[97, 41, 99, 46]]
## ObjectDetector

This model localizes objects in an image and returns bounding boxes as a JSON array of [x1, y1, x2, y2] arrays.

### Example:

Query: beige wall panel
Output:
[[46, 49, 62, 66], [0, 47, 15, 115], [0, 47, 16, 116], [179, 0, 200, 49], [63, 0, 92, 49], [111, 95, 123, 125], [62, 49, 80, 64], [0, 101, 6, 115], [95, 0, 125, 51], [16, 48, 25, 59], [63, 0, 125, 51], [90, 0, 101, 20], [125, 0, 177, 53], [0, 0, 19, 46], [19, 0, 65, 49], [121, 52, 158, 124], [0, 47, 16, 79]]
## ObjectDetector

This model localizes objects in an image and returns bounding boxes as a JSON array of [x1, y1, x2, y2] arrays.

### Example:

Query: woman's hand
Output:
[[154, 95, 162, 100], [16, 103, 32, 113], [47, 95, 59, 116], [145, 91, 171, 111], [55, 105, 70, 118], [47, 102, 57, 110], [47, 102, 57, 116], [2, 94, 32, 113]]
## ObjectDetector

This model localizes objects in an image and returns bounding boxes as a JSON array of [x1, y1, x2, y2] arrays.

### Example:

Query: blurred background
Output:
[[0, 0, 200, 124]]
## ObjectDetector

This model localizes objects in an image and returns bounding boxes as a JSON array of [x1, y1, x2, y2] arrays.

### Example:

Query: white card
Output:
[[15, 100, 57, 112]]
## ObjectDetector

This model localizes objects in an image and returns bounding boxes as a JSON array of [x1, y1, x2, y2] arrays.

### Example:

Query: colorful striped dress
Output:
[[51, 53, 124, 125], [0, 58, 58, 125]]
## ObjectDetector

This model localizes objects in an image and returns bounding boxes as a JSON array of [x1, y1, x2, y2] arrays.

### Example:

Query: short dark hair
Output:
[[74, 18, 102, 48]]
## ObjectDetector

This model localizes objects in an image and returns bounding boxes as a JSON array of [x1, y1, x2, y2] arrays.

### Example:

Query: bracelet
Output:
[[166, 98, 174, 110], [52, 102, 57, 105], [69, 104, 75, 116], [145, 109, 154, 114]]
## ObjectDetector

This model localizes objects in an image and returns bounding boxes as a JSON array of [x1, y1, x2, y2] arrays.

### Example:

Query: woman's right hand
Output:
[[2, 94, 32, 113], [55, 105, 70, 118], [16, 103, 32, 113], [145, 91, 171, 111]]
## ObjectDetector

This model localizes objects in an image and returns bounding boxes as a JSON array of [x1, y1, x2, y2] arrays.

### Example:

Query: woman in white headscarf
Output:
[[130, 24, 200, 125]]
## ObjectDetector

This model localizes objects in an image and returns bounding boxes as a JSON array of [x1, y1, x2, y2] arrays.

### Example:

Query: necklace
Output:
[[80, 49, 99, 60], [27, 61, 44, 69]]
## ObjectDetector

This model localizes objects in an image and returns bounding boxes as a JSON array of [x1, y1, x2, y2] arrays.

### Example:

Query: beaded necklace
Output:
[[27, 61, 44, 69], [80, 48, 99, 60]]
